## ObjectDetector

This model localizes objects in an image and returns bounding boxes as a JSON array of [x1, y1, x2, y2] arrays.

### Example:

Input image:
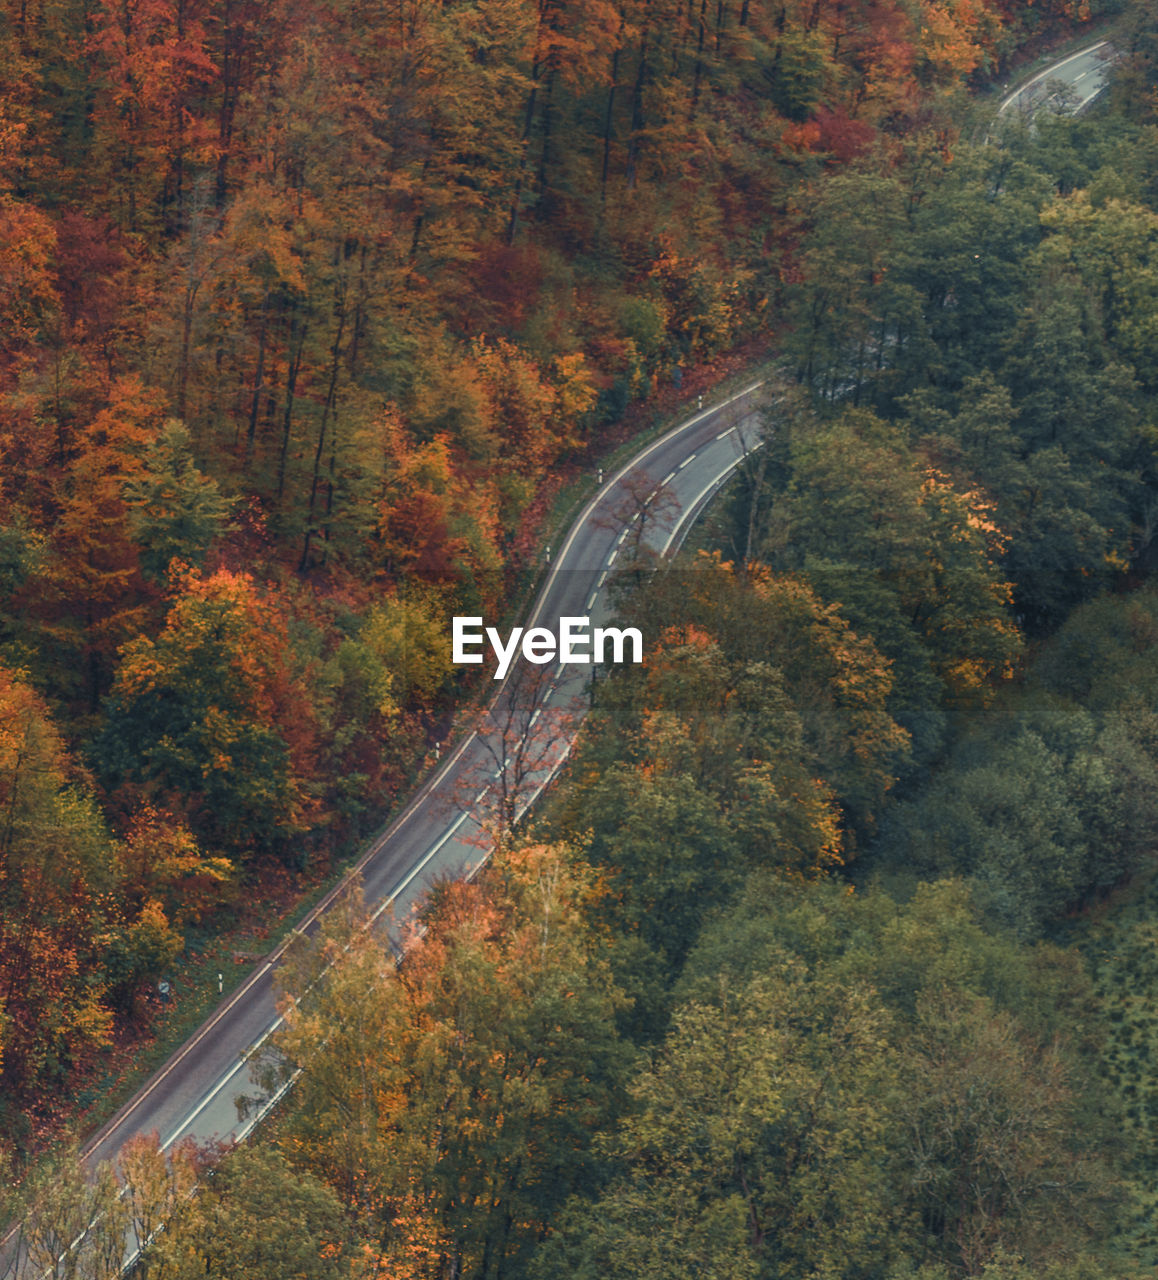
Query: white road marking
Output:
[[370, 808, 472, 924], [587, 591, 597, 610], [662, 470, 676, 484], [81, 372, 776, 1213], [660, 448, 754, 557], [679, 454, 696, 468], [598, 570, 607, 588], [716, 425, 736, 439], [998, 40, 1108, 114], [607, 547, 618, 566]]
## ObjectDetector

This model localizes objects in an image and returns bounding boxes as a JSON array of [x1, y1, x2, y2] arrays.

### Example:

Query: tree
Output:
[[122, 419, 232, 581], [114, 805, 234, 928], [353, 590, 453, 710], [148, 1145, 347, 1280], [576, 757, 739, 972], [534, 965, 910, 1280], [762, 409, 1020, 762], [895, 143, 1045, 396], [86, 0, 217, 232], [118, 1131, 199, 1278], [596, 465, 682, 570], [374, 421, 503, 600], [98, 568, 323, 862], [613, 554, 912, 828], [31, 377, 168, 709], [881, 698, 1158, 939], [783, 164, 918, 405], [0, 195, 60, 371], [470, 335, 587, 472], [452, 655, 580, 843], [16, 1143, 129, 1280], [1037, 192, 1158, 392], [268, 845, 631, 1280], [638, 875, 1119, 1275], [905, 991, 1117, 1275], [576, 630, 845, 875], [0, 664, 119, 1104]]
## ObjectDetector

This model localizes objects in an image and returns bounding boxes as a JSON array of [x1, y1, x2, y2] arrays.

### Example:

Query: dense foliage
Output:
[[8, 0, 1158, 1274], [0, 0, 1126, 1117]]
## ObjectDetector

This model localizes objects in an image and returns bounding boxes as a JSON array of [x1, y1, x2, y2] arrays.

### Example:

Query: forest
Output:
[[5, 0, 1158, 1272]]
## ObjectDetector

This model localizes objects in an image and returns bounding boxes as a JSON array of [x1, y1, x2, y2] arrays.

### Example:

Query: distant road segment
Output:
[[997, 39, 1115, 119]]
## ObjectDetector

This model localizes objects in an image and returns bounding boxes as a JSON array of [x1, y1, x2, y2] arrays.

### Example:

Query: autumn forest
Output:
[[5, 0, 1158, 1272]]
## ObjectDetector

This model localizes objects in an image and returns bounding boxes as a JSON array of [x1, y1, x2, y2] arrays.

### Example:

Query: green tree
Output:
[[894, 142, 1047, 396], [353, 590, 452, 708], [881, 701, 1158, 938], [905, 991, 1117, 1275], [784, 164, 923, 406], [551, 617, 852, 1038], [648, 876, 1118, 1275], [1037, 192, 1158, 392], [123, 419, 232, 582], [611, 555, 911, 829], [760, 410, 1019, 764], [535, 964, 911, 1280], [150, 1145, 347, 1280]]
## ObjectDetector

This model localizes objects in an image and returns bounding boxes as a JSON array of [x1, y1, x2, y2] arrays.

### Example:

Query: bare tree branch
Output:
[[449, 661, 581, 847]]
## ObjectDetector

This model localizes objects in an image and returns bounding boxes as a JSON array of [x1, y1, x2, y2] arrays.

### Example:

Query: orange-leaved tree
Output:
[[267, 845, 632, 1280], [98, 567, 326, 865], [27, 377, 168, 710], [0, 663, 117, 1105]]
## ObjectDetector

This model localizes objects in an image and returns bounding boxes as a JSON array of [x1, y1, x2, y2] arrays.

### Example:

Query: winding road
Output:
[[82, 27, 1126, 1168], [997, 39, 1115, 120], [78, 378, 771, 1174], [5, 30, 1125, 1277]]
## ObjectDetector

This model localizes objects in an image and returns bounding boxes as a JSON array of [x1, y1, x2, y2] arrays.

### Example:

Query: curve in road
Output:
[[997, 38, 1115, 120], [78, 376, 771, 1173], [41, 21, 1125, 1240]]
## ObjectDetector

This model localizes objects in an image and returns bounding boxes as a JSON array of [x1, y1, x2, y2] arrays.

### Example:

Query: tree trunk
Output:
[[299, 269, 348, 572], [601, 38, 623, 200], [691, 0, 709, 114], [625, 14, 653, 192], [506, 64, 542, 245], [277, 314, 308, 502], [244, 295, 269, 468]]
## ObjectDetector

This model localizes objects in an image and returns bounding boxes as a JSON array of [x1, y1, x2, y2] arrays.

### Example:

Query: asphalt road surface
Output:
[[997, 39, 1115, 120], [76, 376, 771, 1177]]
